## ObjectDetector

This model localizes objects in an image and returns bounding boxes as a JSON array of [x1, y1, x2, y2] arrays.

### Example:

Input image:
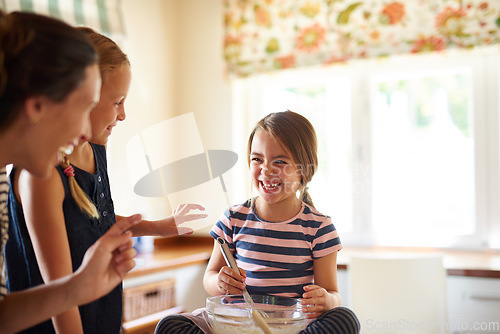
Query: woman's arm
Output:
[[203, 240, 246, 296], [0, 214, 140, 334], [18, 169, 83, 334], [302, 251, 342, 319]]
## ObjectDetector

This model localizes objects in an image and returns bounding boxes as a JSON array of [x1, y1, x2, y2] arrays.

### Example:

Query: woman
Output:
[[0, 10, 140, 334]]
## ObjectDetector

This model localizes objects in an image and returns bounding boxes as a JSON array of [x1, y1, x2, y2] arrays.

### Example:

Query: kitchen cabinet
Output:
[[121, 237, 213, 334], [337, 247, 500, 334], [447, 276, 500, 334], [338, 270, 500, 334]]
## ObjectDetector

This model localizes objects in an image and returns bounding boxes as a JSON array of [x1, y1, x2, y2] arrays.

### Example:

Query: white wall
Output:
[[176, 0, 232, 151], [108, 0, 233, 222]]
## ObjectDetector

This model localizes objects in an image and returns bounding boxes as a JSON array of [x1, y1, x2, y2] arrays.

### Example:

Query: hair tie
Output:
[[63, 165, 75, 177]]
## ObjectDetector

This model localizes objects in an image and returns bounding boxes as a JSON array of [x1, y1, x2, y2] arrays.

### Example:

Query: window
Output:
[[231, 46, 500, 250], [371, 69, 475, 246]]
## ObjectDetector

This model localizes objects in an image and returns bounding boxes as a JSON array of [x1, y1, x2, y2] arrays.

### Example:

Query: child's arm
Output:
[[203, 240, 246, 296], [18, 169, 84, 334], [302, 251, 342, 319], [120, 203, 207, 237]]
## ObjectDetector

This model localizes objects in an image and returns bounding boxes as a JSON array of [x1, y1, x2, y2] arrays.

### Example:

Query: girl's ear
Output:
[[23, 95, 45, 124]]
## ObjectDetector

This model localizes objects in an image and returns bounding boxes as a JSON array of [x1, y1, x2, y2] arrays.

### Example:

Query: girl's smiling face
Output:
[[89, 64, 131, 145], [249, 129, 302, 208]]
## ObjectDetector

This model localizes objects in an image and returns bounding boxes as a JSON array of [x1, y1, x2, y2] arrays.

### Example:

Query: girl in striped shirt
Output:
[[156, 111, 359, 333]]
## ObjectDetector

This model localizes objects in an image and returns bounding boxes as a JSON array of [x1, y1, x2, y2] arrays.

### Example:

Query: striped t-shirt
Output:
[[210, 198, 342, 298], [0, 167, 9, 300]]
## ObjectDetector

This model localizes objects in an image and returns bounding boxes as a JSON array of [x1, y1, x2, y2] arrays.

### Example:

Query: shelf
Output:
[[122, 306, 184, 334], [122, 236, 213, 334], [126, 236, 213, 279]]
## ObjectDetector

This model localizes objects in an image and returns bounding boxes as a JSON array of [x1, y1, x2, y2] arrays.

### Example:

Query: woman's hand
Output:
[[301, 284, 338, 319], [217, 266, 246, 295]]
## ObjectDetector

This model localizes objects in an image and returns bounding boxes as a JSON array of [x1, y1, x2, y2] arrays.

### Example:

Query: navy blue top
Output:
[[6, 143, 121, 334]]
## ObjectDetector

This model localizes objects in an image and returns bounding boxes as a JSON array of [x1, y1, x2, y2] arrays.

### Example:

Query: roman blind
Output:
[[223, 0, 500, 77], [1, 0, 124, 38]]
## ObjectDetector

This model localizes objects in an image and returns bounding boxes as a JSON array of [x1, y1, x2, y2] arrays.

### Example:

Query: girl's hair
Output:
[[76, 27, 129, 78], [247, 110, 318, 207], [61, 27, 128, 218], [0, 10, 98, 131], [60, 155, 99, 219]]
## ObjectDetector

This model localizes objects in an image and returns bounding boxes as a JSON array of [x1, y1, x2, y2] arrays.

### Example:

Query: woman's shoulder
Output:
[[19, 166, 65, 192]]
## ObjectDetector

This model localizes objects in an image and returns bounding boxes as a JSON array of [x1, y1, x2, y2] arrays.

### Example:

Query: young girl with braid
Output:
[[6, 27, 206, 334], [155, 111, 360, 334]]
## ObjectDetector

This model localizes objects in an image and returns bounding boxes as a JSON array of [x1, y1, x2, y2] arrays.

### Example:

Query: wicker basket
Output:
[[123, 278, 176, 322]]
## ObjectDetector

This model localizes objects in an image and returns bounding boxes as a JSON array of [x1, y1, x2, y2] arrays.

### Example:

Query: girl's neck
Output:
[[67, 141, 95, 173], [254, 196, 302, 222]]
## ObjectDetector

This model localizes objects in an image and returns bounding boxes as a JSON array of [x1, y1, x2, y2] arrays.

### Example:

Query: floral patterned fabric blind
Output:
[[223, 0, 500, 77]]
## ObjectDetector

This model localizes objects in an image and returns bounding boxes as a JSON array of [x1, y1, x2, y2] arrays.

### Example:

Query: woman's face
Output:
[[89, 65, 131, 145], [27, 64, 100, 177]]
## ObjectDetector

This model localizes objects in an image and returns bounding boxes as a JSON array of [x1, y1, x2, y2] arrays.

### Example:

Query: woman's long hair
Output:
[[0, 10, 97, 131]]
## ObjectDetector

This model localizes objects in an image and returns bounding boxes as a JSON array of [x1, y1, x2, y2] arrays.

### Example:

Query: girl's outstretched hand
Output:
[[172, 203, 208, 225], [217, 266, 247, 295], [152, 203, 208, 237], [301, 284, 337, 319]]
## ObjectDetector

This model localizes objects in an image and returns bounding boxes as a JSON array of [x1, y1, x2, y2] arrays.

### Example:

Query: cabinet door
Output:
[[447, 276, 500, 334]]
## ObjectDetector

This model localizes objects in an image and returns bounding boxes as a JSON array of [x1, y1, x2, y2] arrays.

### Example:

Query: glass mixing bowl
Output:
[[206, 294, 308, 334]]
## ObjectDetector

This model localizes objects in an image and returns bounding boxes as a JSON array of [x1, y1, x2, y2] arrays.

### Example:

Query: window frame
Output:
[[230, 46, 500, 250]]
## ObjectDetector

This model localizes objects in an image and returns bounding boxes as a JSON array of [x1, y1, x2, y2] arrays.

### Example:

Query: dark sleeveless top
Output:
[[6, 143, 121, 334]]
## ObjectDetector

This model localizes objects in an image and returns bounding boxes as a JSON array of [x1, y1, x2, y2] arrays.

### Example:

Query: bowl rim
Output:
[[206, 294, 304, 312]]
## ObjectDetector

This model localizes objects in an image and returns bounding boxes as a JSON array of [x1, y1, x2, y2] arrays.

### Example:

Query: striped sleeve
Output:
[[209, 207, 235, 248], [311, 215, 342, 259], [0, 167, 10, 300]]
